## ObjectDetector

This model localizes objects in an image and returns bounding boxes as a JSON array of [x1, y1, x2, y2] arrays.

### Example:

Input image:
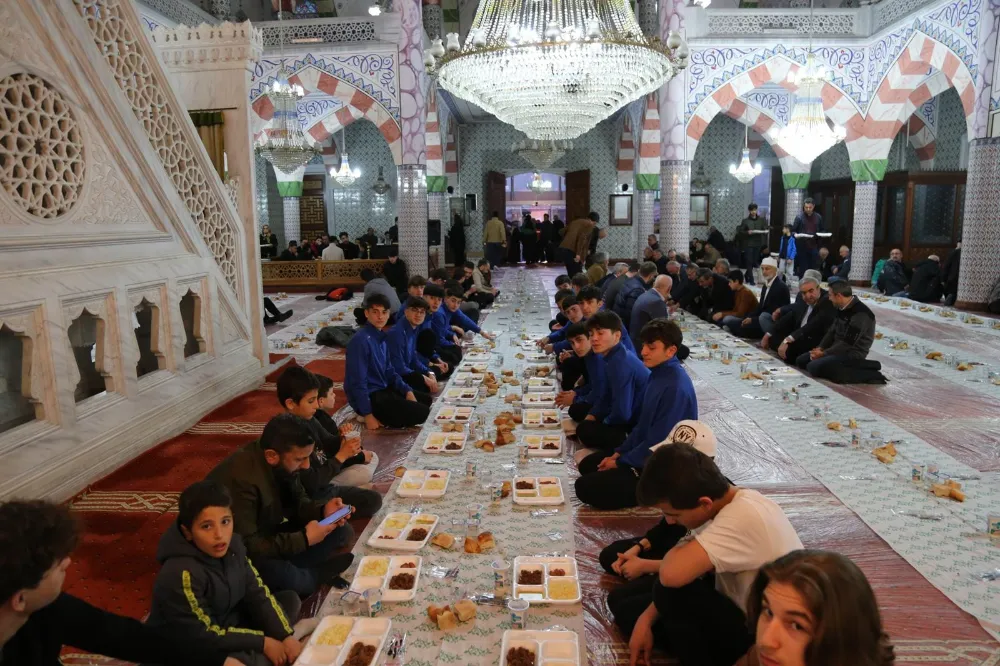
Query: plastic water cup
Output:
[[363, 587, 383, 617], [492, 559, 510, 598], [508, 598, 529, 629], [467, 502, 483, 522], [988, 514, 1000, 539]]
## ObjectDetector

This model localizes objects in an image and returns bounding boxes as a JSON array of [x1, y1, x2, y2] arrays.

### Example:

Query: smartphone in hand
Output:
[[319, 505, 352, 526]]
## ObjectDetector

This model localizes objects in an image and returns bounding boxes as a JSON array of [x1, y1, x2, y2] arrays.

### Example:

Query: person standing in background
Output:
[[559, 213, 597, 277], [792, 198, 825, 276], [520, 214, 539, 265], [484, 211, 507, 268], [540, 213, 554, 263], [507, 218, 522, 264], [738, 204, 767, 285], [449, 213, 467, 268], [259, 224, 278, 260]]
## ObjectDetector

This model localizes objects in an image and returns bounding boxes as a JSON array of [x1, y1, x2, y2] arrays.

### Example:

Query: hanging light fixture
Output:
[[529, 172, 553, 194], [372, 166, 391, 195], [330, 128, 361, 187], [730, 125, 762, 183], [690, 163, 711, 192], [512, 139, 574, 171], [425, 3, 688, 141], [777, 0, 846, 164], [253, 13, 319, 174]]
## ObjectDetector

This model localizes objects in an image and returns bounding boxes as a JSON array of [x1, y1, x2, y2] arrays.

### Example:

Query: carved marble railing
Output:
[[262, 259, 385, 288], [257, 15, 402, 49], [136, 0, 216, 28], [871, 0, 940, 30], [697, 7, 863, 37]]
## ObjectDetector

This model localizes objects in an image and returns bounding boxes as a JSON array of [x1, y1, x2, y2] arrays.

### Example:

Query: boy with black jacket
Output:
[[146, 481, 301, 666]]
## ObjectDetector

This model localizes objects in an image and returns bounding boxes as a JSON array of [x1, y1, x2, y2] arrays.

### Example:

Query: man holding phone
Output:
[[208, 413, 356, 597]]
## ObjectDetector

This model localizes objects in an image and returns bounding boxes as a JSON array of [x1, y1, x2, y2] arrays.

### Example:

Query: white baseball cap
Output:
[[761, 257, 778, 269], [649, 420, 717, 458]]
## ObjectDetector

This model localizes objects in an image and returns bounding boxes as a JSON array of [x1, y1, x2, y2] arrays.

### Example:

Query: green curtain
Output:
[[189, 111, 226, 180]]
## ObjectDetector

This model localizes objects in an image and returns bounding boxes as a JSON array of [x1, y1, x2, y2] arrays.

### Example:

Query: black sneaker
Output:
[[319, 553, 355, 587], [263, 315, 277, 325], [279, 309, 294, 322]]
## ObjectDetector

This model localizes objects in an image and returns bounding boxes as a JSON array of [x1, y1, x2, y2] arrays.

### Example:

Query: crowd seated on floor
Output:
[[3, 233, 909, 666]]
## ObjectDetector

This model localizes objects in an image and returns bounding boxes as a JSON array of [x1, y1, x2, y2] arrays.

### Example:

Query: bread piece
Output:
[[848, 418, 858, 430], [394, 466, 407, 478], [501, 481, 512, 498], [826, 422, 842, 431], [453, 599, 477, 622], [481, 442, 495, 453], [499, 430, 516, 445], [511, 413, 523, 424], [957, 362, 972, 371], [428, 605, 448, 622], [931, 483, 952, 497], [477, 531, 496, 551], [436, 610, 459, 631], [874, 332, 884, 340], [505, 394, 519, 404], [464, 536, 481, 554], [949, 487, 966, 502], [926, 351, 943, 360], [945, 479, 961, 489], [431, 532, 455, 549], [474, 439, 492, 449]]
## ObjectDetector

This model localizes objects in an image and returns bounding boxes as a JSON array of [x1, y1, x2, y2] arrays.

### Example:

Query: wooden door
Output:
[[485, 170, 506, 220], [565, 170, 590, 223], [300, 175, 327, 241]]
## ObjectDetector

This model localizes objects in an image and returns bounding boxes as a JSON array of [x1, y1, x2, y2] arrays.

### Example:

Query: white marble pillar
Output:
[[956, 137, 1000, 308], [399, 165, 429, 277], [659, 161, 690, 254], [850, 182, 878, 286], [784, 188, 805, 234], [635, 190, 656, 260], [282, 196, 301, 245]]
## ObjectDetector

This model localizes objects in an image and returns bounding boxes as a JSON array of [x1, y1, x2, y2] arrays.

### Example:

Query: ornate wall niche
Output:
[[62, 293, 121, 407], [0, 305, 49, 436], [175, 276, 213, 364], [128, 282, 172, 380]]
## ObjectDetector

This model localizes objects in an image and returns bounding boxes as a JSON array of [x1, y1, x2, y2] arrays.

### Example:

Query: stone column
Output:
[[399, 165, 429, 277], [273, 166, 306, 246], [784, 188, 805, 234], [956, 137, 1000, 309], [635, 191, 657, 260], [850, 181, 878, 286], [638, 0, 658, 36], [422, 0, 443, 38], [659, 161, 690, 253]]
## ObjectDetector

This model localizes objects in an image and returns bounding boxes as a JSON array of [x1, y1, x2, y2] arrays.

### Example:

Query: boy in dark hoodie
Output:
[[146, 481, 302, 666]]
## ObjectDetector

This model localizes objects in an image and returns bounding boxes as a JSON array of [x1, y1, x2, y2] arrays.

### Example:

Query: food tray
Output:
[[350, 556, 422, 602], [461, 362, 490, 374], [521, 409, 562, 429], [452, 371, 483, 386], [395, 470, 450, 498], [511, 556, 581, 605], [464, 351, 492, 362], [422, 432, 467, 454], [295, 615, 391, 666], [434, 406, 474, 423], [525, 352, 551, 363], [525, 377, 558, 392], [511, 476, 565, 505], [522, 392, 556, 407], [443, 387, 481, 404], [521, 433, 563, 458], [366, 513, 439, 551], [500, 629, 581, 666]]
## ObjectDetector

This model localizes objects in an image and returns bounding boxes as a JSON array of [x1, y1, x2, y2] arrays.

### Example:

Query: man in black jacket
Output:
[[942, 241, 961, 305], [761, 275, 836, 363], [0, 500, 240, 666], [728, 258, 790, 338], [903, 255, 943, 303], [795, 281, 877, 379], [695, 267, 735, 322], [876, 248, 910, 295], [382, 248, 408, 297]]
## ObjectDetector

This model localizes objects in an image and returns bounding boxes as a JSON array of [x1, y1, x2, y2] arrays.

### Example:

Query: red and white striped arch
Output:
[[907, 114, 937, 169], [719, 99, 811, 175], [617, 116, 635, 187], [856, 34, 974, 162], [445, 117, 458, 190], [685, 55, 860, 160], [251, 66, 402, 165]]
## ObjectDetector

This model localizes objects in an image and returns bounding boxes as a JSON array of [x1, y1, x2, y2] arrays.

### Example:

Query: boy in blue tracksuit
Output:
[[422, 283, 464, 367], [553, 322, 607, 423], [575, 311, 650, 453], [443, 289, 496, 343], [778, 224, 797, 281], [345, 294, 431, 430], [575, 319, 697, 510], [387, 297, 440, 395]]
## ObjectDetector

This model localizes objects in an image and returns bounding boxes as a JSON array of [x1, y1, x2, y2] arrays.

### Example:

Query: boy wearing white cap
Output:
[[726, 257, 790, 339]]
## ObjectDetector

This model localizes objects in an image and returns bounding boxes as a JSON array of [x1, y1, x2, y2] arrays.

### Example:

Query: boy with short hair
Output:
[[346, 294, 432, 430], [277, 367, 381, 496], [208, 413, 356, 598], [576, 311, 649, 452], [713, 270, 759, 327], [387, 297, 440, 395], [575, 320, 697, 510], [571, 273, 590, 293], [622, 445, 802, 666], [314, 375, 378, 488], [423, 283, 463, 367], [443, 289, 496, 342], [406, 275, 426, 299], [147, 480, 302, 666], [553, 322, 605, 424]]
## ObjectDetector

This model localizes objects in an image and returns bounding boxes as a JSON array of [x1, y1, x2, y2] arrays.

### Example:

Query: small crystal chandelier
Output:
[[529, 172, 553, 194], [426, 2, 688, 141], [690, 163, 712, 192], [330, 129, 360, 187], [372, 166, 391, 195], [512, 139, 573, 171], [777, 0, 846, 164], [253, 14, 319, 173], [730, 125, 762, 184]]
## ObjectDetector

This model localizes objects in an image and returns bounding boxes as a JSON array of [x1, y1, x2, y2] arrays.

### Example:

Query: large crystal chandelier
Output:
[[529, 172, 553, 193], [426, 1, 688, 140], [253, 15, 318, 173], [776, 0, 846, 164], [730, 125, 762, 184], [512, 138, 573, 170], [331, 129, 361, 187]]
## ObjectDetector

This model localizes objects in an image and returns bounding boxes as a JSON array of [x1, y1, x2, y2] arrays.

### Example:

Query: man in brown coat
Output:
[[559, 212, 598, 277]]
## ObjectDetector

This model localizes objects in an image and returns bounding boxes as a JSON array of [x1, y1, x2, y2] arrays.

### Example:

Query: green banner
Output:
[[426, 175, 449, 193], [635, 174, 660, 191], [782, 172, 810, 190], [275, 181, 303, 197], [850, 159, 888, 182]]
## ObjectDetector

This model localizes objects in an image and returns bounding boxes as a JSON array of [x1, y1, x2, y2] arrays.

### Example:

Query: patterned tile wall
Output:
[[851, 181, 878, 283], [810, 142, 852, 181], [255, 153, 270, 234], [932, 88, 967, 170], [457, 118, 632, 259], [329, 120, 399, 239], [956, 137, 1000, 306], [886, 132, 921, 171], [691, 114, 753, 239]]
